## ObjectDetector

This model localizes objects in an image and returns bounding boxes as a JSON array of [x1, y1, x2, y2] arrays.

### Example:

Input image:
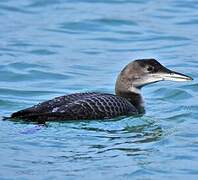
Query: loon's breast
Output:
[[11, 92, 138, 121]]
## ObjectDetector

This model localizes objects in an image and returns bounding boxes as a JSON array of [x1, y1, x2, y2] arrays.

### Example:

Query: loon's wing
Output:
[[11, 92, 100, 118], [11, 93, 138, 121]]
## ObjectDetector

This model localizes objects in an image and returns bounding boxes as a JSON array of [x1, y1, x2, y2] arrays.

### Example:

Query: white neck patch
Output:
[[128, 86, 141, 94], [128, 86, 144, 107]]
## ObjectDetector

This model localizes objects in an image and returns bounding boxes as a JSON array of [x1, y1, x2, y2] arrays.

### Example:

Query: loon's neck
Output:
[[116, 90, 145, 114]]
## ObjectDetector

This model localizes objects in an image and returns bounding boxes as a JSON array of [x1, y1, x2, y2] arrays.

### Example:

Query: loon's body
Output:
[[10, 59, 192, 122], [11, 92, 139, 121]]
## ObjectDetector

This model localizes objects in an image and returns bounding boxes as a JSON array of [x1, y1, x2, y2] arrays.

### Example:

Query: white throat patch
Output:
[[128, 86, 141, 94], [129, 86, 144, 107]]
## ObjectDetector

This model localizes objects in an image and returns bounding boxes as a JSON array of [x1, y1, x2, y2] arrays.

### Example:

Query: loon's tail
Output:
[[1, 114, 46, 124], [1, 116, 10, 120]]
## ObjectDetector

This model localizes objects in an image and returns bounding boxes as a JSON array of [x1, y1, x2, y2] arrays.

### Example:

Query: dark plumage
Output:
[[10, 59, 192, 122], [11, 93, 138, 121]]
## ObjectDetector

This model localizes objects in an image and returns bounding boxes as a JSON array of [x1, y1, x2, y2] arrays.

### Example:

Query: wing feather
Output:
[[11, 93, 138, 121]]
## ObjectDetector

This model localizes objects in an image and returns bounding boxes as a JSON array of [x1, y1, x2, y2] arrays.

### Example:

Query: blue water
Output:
[[0, 0, 198, 179]]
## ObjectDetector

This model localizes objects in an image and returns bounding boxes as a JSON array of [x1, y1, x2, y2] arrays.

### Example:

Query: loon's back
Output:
[[11, 92, 138, 121]]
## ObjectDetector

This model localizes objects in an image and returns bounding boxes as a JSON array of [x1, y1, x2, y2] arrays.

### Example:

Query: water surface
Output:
[[0, 0, 198, 179]]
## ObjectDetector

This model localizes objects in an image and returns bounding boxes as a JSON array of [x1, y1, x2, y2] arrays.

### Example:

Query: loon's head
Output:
[[115, 58, 193, 95]]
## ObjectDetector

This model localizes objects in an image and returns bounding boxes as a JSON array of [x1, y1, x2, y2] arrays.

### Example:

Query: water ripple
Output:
[[0, 0, 197, 179]]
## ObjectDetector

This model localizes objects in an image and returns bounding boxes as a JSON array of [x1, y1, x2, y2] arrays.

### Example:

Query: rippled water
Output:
[[0, 0, 198, 179]]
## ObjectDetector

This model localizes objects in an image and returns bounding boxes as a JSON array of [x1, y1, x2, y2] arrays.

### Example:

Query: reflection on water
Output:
[[0, 0, 198, 179]]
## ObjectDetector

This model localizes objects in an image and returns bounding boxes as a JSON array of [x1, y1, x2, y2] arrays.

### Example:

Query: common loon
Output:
[[10, 59, 192, 122]]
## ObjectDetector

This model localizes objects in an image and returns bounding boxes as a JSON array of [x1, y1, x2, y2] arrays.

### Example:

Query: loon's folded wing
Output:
[[11, 92, 100, 119], [11, 93, 138, 121]]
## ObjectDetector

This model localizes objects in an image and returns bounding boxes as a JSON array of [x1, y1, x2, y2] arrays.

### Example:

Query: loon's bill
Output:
[[150, 70, 193, 82], [161, 71, 193, 81]]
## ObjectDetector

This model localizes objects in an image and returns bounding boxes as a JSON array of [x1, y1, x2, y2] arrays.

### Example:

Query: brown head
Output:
[[115, 58, 193, 112]]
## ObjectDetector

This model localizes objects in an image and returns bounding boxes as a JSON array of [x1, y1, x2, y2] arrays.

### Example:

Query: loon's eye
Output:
[[147, 66, 154, 72]]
